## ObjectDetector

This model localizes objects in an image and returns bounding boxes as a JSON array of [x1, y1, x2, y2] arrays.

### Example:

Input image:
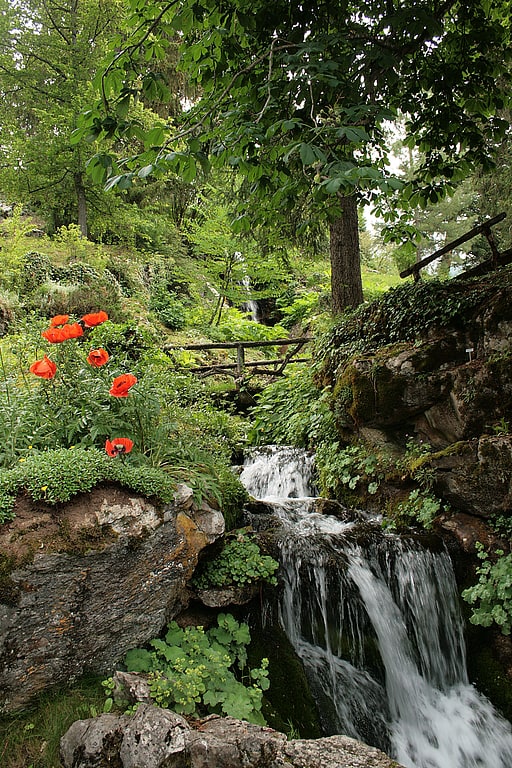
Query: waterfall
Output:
[[240, 275, 261, 322], [240, 446, 512, 768]]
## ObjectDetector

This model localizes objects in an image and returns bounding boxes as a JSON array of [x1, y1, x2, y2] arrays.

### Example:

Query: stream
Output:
[[239, 445, 512, 768]]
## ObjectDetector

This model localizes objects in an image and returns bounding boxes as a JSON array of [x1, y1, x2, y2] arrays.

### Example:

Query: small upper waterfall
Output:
[[240, 446, 512, 768], [240, 275, 261, 322]]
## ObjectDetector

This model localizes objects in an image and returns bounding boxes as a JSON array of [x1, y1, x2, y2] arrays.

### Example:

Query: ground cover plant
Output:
[[110, 613, 270, 724]]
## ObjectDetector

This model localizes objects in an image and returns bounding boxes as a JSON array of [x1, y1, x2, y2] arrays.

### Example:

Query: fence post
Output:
[[235, 344, 245, 389]]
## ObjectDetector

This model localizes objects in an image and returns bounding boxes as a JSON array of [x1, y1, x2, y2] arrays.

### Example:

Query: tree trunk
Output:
[[74, 171, 88, 238], [329, 194, 363, 314]]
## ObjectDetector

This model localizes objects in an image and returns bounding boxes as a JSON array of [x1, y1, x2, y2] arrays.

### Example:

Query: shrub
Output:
[[0, 447, 178, 521], [191, 530, 278, 590], [149, 282, 187, 330], [114, 613, 270, 724]]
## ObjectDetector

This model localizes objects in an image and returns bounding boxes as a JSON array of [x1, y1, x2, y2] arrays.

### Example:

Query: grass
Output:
[[0, 676, 106, 768], [362, 266, 402, 297]]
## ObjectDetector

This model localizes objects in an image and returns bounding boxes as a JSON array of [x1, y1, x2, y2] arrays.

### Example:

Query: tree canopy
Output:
[[0, 0, 124, 236], [76, 0, 512, 310]]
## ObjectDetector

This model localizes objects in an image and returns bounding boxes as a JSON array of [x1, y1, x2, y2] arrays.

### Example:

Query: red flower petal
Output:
[[42, 323, 83, 342], [29, 355, 57, 379], [105, 437, 134, 456], [87, 348, 109, 367], [42, 327, 67, 343], [109, 374, 138, 397], [81, 311, 109, 328], [50, 314, 69, 327], [61, 322, 84, 340]]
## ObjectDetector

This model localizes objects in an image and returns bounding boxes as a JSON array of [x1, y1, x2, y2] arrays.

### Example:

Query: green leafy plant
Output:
[[149, 282, 187, 330], [462, 544, 512, 635], [319, 276, 496, 376], [191, 530, 278, 590], [315, 441, 387, 498], [386, 488, 445, 531], [490, 417, 510, 436], [0, 447, 179, 520], [248, 365, 336, 448], [119, 613, 270, 723], [490, 514, 512, 539]]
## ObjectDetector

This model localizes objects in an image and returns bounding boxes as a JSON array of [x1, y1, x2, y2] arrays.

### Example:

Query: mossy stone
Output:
[[246, 609, 322, 738]]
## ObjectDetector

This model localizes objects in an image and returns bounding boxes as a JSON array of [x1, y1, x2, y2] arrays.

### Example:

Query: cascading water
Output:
[[240, 275, 261, 322], [239, 446, 512, 768]]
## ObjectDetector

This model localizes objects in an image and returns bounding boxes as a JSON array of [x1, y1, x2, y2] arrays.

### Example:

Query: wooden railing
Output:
[[400, 212, 511, 282], [164, 337, 312, 385]]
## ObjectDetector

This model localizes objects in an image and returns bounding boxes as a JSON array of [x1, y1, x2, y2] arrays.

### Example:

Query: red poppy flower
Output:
[[42, 323, 83, 343], [61, 322, 84, 339], [29, 355, 57, 379], [109, 373, 138, 397], [86, 348, 109, 367], [105, 437, 134, 457], [50, 314, 69, 327], [42, 326, 67, 343], [81, 311, 108, 328]]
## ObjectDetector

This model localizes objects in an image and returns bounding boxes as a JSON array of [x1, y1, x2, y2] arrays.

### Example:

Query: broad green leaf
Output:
[[145, 126, 166, 148], [299, 143, 317, 165], [124, 648, 153, 672], [138, 165, 154, 179]]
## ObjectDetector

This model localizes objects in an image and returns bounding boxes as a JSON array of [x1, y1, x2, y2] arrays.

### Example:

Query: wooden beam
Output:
[[400, 212, 506, 280], [189, 357, 311, 372], [164, 337, 311, 351]]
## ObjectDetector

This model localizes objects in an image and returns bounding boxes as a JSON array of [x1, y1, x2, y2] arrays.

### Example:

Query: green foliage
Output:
[[3, 447, 107, 505], [385, 489, 444, 531], [191, 530, 278, 590], [0, 675, 107, 768], [88, 321, 157, 362], [0, 0, 123, 236], [120, 613, 270, 724], [212, 464, 249, 531], [315, 442, 388, 498], [248, 366, 336, 448], [190, 306, 289, 344], [21, 260, 122, 320], [277, 291, 322, 330], [104, 462, 178, 504], [399, 437, 437, 491], [490, 514, 512, 540], [462, 544, 512, 636], [77, 0, 510, 290], [149, 284, 187, 330]]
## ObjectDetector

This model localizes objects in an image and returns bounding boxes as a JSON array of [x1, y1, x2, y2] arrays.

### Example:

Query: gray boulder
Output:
[[60, 703, 404, 768]]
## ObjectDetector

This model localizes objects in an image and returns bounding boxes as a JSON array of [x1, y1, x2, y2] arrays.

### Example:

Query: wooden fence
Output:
[[400, 212, 511, 281], [164, 337, 312, 385]]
